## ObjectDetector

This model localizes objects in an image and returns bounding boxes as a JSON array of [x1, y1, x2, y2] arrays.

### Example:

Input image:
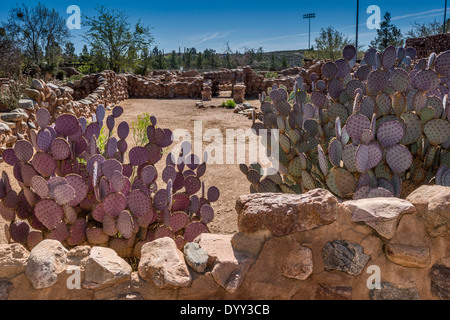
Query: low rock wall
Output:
[[1, 187, 448, 300]]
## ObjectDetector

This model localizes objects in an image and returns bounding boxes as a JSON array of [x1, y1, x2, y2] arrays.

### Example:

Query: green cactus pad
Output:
[[424, 118, 450, 145], [326, 167, 356, 198]]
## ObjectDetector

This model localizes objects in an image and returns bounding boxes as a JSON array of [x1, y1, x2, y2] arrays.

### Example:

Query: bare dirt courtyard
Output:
[[0, 96, 261, 244]]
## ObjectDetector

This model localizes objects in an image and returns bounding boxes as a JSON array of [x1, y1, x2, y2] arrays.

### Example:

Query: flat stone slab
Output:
[[384, 244, 430, 268], [342, 197, 416, 239], [235, 189, 339, 236]]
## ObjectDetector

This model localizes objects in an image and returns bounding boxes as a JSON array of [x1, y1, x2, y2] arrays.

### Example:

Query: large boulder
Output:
[[138, 237, 192, 289], [83, 247, 132, 289], [25, 240, 68, 289]]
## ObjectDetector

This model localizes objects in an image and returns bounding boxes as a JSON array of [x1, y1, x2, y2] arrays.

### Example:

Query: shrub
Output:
[[222, 99, 236, 109], [55, 70, 66, 81]]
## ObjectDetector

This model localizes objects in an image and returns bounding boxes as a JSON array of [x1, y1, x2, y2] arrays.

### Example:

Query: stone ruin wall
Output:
[[405, 33, 450, 58], [0, 187, 448, 300]]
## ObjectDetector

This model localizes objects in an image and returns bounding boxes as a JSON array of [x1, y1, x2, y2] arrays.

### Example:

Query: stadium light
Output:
[[303, 13, 316, 50], [444, 0, 448, 34], [356, 0, 359, 51]]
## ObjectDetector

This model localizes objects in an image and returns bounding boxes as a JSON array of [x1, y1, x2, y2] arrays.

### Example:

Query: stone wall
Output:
[[405, 33, 450, 58], [1, 187, 448, 300], [0, 71, 129, 159]]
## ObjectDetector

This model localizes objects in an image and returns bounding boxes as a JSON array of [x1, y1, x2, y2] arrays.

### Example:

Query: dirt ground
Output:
[[0, 95, 260, 244]]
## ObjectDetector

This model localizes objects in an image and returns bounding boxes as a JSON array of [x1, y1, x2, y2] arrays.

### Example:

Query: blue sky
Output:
[[0, 0, 448, 54]]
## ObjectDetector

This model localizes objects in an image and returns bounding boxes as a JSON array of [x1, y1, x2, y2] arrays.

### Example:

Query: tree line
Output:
[[0, 3, 448, 79]]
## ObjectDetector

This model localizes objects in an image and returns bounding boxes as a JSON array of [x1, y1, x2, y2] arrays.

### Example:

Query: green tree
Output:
[[3, 2, 70, 68], [314, 26, 352, 60], [83, 5, 153, 72], [168, 50, 179, 69], [281, 56, 288, 69], [63, 42, 77, 63], [203, 49, 218, 69], [370, 12, 404, 51], [405, 18, 450, 38], [196, 52, 203, 69], [269, 52, 278, 71]]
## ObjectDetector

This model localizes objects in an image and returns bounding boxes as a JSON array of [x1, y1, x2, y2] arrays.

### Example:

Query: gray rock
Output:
[[430, 256, 450, 300], [83, 247, 131, 289], [184, 242, 209, 273], [23, 89, 40, 100], [1, 111, 27, 122], [322, 240, 370, 275], [30, 79, 44, 90], [0, 280, 13, 300], [369, 282, 419, 300], [0, 122, 11, 133], [25, 240, 68, 289], [46, 83, 59, 90]]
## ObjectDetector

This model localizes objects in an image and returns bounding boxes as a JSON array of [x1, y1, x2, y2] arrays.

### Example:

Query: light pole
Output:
[[444, 0, 448, 34], [303, 13, 316, 50], [356, 0, 359, 51]]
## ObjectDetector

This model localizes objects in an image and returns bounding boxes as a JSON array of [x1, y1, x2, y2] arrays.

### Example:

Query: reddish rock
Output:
[[281, 244, 313, 280], [235, 189, 339, 236]]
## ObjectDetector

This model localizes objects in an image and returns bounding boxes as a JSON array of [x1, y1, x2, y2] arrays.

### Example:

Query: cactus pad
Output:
[[169, 211, 189, 232], [50, 138, 71, 160], [102, 192, 127, 218], [377, 120, 404, 148], [386, 144, 413, 174], [184, 176, 201, 195], [184, 222, 209, 243], [34, 199, 64, 230], [14, 140, 34, 163], [424, 119, 450, 145], [55, 114, 79, 137]]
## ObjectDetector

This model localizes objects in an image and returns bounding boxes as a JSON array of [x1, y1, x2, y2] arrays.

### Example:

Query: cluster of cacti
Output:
[[0, 105, 219, 257], [242, 46, 450, 200]]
